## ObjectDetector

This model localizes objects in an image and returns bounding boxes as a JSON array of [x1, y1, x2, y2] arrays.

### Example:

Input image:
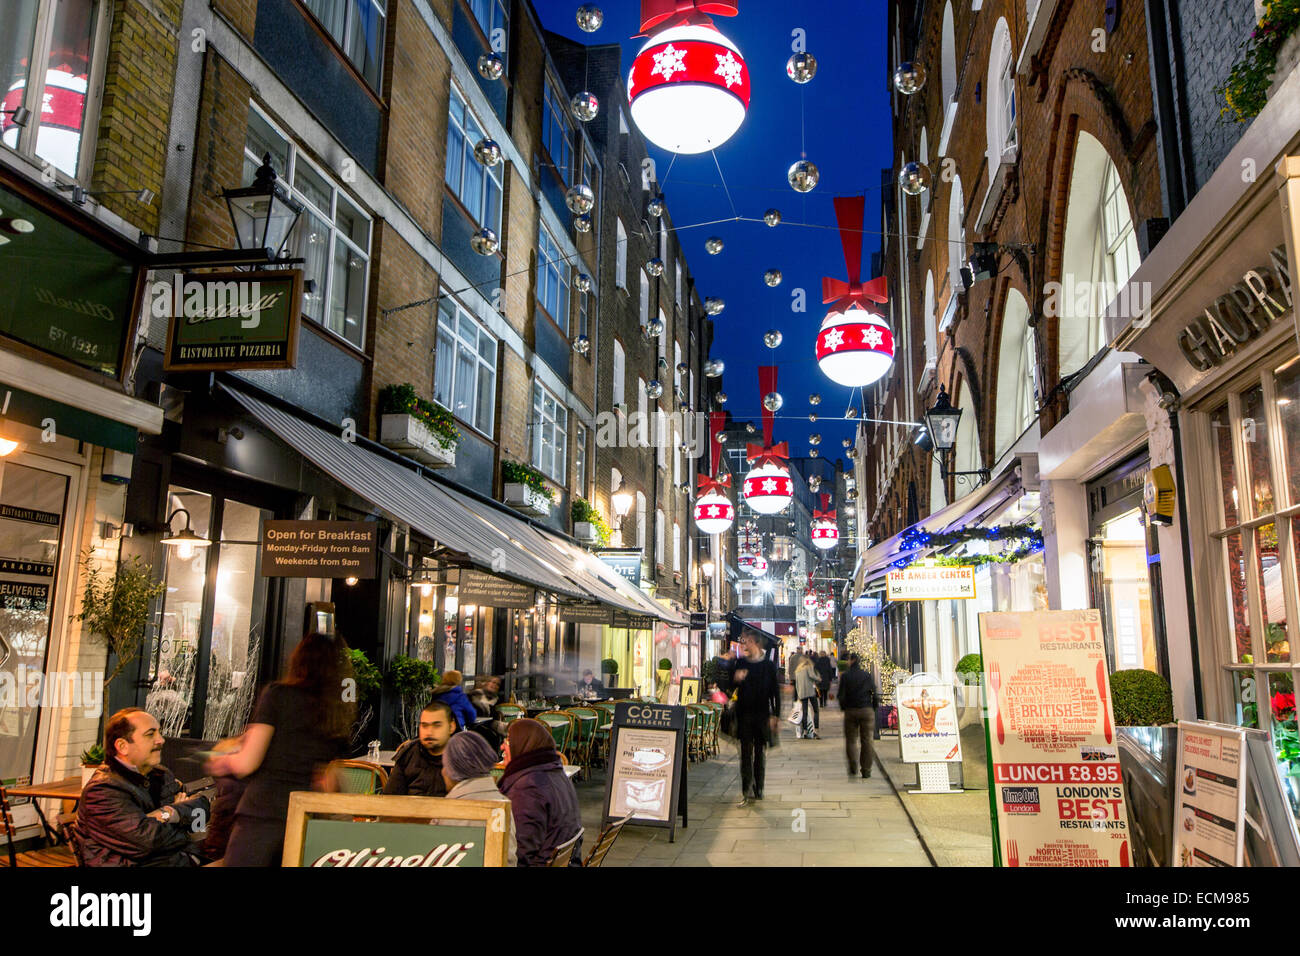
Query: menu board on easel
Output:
[[1173, 721, 1247, 867], [602, 702, 688, 841]]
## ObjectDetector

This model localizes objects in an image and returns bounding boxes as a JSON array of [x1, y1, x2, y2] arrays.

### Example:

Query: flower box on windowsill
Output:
[[574, 521, 600, 544], [505, 483, 552, 517], [380, 414, 456, 468]]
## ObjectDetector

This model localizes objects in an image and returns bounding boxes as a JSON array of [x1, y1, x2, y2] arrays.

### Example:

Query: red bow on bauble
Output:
[[822, 275, 888, 314], [638, 0, 738, 35], [697, 474, 731, 496], [813, 509, 837, 521], [745, 441, 789, 468]]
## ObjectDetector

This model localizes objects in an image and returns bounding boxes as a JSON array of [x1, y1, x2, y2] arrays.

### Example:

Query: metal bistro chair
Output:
[[701, 702, 722, 756], [546, 827, 585, 867], [497, 704, 525, 726], [561, 709, 598, 773], [582, 813, 633, 867], [536, 712, 574, 756], [0, 786, 75, 868], [330, 760, 389, 795], [686, 705, 708, 761], [682, 709, 698, 762], [58, 813, 85, 868], [590, 702, 617, 768]]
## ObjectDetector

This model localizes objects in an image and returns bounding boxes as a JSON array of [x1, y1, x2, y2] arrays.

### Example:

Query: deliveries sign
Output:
[[887, 565, 975, 601], [979, 609, 1133, 867]]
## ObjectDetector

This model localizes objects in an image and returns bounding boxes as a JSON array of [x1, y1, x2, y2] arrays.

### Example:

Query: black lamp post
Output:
[[223, 153, 303, 259], [925, 385, 989, 486]]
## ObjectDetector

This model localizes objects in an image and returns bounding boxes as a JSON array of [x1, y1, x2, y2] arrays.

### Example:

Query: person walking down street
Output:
[[838, 654, 878, 778], [723, 628, 781, 806], [794, 655, 821, 740], [432, 670, 479, 730], [497, 719, 583, 866], [786, 649, 804, 689], [815, 652, 836, 707]]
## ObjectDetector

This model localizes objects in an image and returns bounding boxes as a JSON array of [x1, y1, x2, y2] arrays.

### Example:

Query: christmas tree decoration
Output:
[[574, 213, 593, 232], [763, 391, 783, 411], [899, 160, 932, 196], [705, 296, 726, 314], [477, 53, 504, 80], [893, 61, 926, 94], [743, 366, 793, 515], [808, 393, 821, 405], [788, 159, 819, 192], [786, 51, 817, 83], [577, 4, 604, 31], [473, 138, 502, 166], [470, 227, 499, 255], [646, 379, 664, 398], [763, 208, 782, 226], [811, 494, 838, 550], [704, 359, 725, 377], [705, 236, 725, 254], [570, 91, 600, 122], [575, 273, 592, 293], [816, 605, 831, 621], [803, 591, 818, 609], [648, 197, 666, 217], [763, 268, 782, 286], [695, 412, 735, 534], [628, 2, 749, 155], [763, 329, 783, 348], [573, 335, 591, 355], [816, 196, 895, 388], [565, 184, 595, 213], [646, 256, 665, 276]]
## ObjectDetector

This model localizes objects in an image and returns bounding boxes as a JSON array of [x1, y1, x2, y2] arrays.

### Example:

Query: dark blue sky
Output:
[[536, 0, 894, 460]]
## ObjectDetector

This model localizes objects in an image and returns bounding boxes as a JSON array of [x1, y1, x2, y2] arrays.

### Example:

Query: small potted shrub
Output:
[[601, 658, 619, 688], [1109, 669, 1175, 727], [80, 744, 105, 787], [378, 383, 459, 468], [571, 498, 611, 546], [502, 461, 556, 517]]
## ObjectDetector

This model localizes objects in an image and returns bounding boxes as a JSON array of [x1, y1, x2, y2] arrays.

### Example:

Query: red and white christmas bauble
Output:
[[815, 307, 895, 388], [693, 490, 734, 535], [737, 552, 756, 573], [745, 555, 768, 576], [803, 592, 818, 609], [811, 520, 839, 550], [742, 461, 792, 515], [816, 605, 831, 622], [628, 24, 750, 155], [2, 69, 87, 176]]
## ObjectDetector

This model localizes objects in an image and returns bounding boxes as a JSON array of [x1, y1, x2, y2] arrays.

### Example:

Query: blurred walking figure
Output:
[[722, 623, 780, 806], [838, 654, 878, 778], [794, 655, 821, 739], [815, 651, 836, 707]]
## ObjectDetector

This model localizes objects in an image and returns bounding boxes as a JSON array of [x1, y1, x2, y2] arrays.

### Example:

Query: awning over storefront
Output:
[[857, 461, 1028, 583], [227, 386, 684, 623]]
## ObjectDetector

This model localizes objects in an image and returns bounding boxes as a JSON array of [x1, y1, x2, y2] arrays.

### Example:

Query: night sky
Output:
[[536, 0, 895, 459]]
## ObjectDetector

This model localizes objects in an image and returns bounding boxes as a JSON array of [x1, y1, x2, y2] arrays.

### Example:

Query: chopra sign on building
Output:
[[887, 565, 976, 601]]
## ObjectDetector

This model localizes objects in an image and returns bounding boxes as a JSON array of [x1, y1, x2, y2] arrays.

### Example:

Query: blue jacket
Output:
[[435, 685, 479, 729]]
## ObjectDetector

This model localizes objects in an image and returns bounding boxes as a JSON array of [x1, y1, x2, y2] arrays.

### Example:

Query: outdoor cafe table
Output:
[[6, 776, 82, 843]]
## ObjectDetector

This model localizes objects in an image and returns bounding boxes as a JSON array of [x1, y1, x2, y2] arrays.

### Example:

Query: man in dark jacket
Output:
[[723, 626, 781, 806], [79, 708, 210, 866], [815, 652, 836, 706], [383, 700, 456, 796], [838, 654, 878, 778]]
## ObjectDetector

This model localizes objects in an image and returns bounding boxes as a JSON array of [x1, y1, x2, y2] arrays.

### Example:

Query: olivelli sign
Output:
[[160, 269, 303, 371], [1175, 245, 1291, 373]]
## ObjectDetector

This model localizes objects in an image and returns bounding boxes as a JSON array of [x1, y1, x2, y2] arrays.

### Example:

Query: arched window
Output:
[[941, 2, 956, 110], [919, 126, 929, 166], [923, 270, 937, 365], [1058, 132, 1141, 376], [993, 289, 1038, 457], [985, 18, 1017, 165], [954, 378, 981, 480], [947, 175, 966, 309]]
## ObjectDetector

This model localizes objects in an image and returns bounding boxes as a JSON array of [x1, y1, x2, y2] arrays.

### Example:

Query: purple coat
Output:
[[498, 751, 583, 866]]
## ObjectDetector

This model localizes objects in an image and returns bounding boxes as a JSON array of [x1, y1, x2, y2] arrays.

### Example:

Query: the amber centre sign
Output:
[[887, 565, 976, 601]]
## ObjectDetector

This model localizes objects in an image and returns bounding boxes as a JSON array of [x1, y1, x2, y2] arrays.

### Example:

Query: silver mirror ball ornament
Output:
[[473, 138, 502, 167], [576, 5, 603, 32], [646, 257, 665, 277], [763, 329, 783, 349], [570, 91, 599, 122], [764, 269, 782, 287], [704, 359, 725, 377], [575, 273, 592, 293], [477, 53, 504, 80], [573, 335, 591, 355], [574, 213, 592, 233], [763, 392, 783, 412], [565, 184, 595, 214], [705, 297, 725, 315], [705, 236, 724, 255], [648, 197, 665, 218], [788, 160, 819, 193], [893, 61, 926, 95], [470, 227, 499, 255], [899, 161, 932, 196], [786, 52, 817, 84], [809, 393, 821, 405], [764, 208, 782, 227], [646, 380, 664, 399], [715, 392, 728, 405]]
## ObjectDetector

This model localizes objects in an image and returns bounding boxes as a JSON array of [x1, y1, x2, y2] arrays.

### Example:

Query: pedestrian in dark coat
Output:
[[432, 670, 480, 729], [838, 654, 879, 778], [498, 719, 583, 866], [815, 652, 836, 707], [721, 628, 781, 806]]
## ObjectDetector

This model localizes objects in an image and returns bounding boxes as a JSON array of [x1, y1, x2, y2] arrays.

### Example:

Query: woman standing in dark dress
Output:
[[207, 632, 355, 866]]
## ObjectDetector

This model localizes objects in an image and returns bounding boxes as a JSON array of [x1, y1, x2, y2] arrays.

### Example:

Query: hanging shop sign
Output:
[[1172, 721, 1248, 867], [162, 269, 303, 372], [259, 520, 378, 578], [597, 548, 644, 587], [886, 565, 975, 601], [851, 596, 882, 617], [1144, 464, 1177, 526], [282, 792, 512, 867], [896, 676, 961, 764], [679, 677, 701, 705], [602, 701, 688, 840], [979, 609, 1133, 867], [559, 603, 614, 625], [457, 570, 536, 608], [612, 611, 657, 630]]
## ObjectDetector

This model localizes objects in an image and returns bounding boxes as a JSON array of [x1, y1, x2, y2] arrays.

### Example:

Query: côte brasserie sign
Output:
[[160, 269, 302, 371]]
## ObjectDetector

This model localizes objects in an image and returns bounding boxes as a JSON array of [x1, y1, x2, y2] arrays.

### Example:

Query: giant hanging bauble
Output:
[[808, 393, 821, 405], [570, 91, 599, 122], [705, 236, 725, 254], [788, 160, 819, 192], [811, 519, 839, 550], [3, 68, 86, 175], [470, 227, 499, 255], [763, 391, 783, 412], [714, 392, 727, 405], [646, 379, 664, 399], [809, 434, 821, 445], [704, 297, 725, 315], [628, 24, 750, 155], [816, 605, 831, 621], [816, 307, 895, 387], [745, 555, 769, 576], [565, 184, 595, 214], [803, 592, 818, 609], [574, 213, 593, 233], [742, 461, 793, 515], [646, 257, 665, 277], [704, 359, 725, 377], [473, 138, 502, 167], [763, 329, 783, 349], [899, 161, 932, 196], [576, 4, 603, 32], [477, 53, 504, 80], [764, 269, 782, 287], [694, 491, 735, 535], [893, 61, 926, 95], [573, 335, 591, 355], [764, 208, 782, 227], [648, 197, 666, 218], [575, 272, 592, 293]]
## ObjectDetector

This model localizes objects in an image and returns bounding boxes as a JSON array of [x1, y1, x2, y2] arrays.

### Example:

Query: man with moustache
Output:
[[383, 700, 457, 796], [80, 707, 210, 866]]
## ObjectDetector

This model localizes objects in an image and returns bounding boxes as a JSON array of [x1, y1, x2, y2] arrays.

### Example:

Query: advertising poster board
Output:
[[887, 565, 976, 601], [979, 609, 1134, 867], [281, 792, 512, 867], [602, 702, 688, 841], [896, 675, 962, 763], [1172, 721, 1247, 867]]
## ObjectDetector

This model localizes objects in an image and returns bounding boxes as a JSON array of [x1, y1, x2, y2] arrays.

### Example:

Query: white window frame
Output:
[[574, 423, 588, 498], [672, 522, 681, 572], [636, 491, 647, 549], [613, 340, 626, 409], [531, 381, 568, 483], [468, 0, 509, 67], [675, 261, 683, 308], [542, 75, 573, 185], [656, 509, 665, 567], [446, 83, 504, 233], [616, 218, 628, 289], [639, 269, 650, 327], [434, 295, 498, 436], [300, 0, 388, 90], [537, 219, 571, 330]]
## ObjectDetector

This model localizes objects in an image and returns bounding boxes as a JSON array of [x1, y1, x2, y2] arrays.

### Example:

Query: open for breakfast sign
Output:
[[979, 609, 1134, 867]]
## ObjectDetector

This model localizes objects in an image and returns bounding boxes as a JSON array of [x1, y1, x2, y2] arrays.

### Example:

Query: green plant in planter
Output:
[[571, 498, 612, 546], [701, 658, 720, 687], [1220, 0, 1300, 121], [348, 649, 383, 702], [658, 658, 672, 671], [502, 460, 557, 504], [73, 552, 168, 686], [601, 658, 619, 687], [955, 653, 983, 678], [80, 743, 105, 766], [378, 383, 461, 450], [1109, 669, 1175, 726], [389, 655, 441, 741]]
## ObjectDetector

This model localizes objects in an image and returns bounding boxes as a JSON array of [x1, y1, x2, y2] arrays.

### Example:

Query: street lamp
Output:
[[925, 385, 988, 485], [159, 508, 212, 560], [224, 153, 304, 258], [701, 559, 715, 578]]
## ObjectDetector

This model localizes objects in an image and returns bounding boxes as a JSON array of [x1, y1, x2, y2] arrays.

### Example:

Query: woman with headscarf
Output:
[[497, 719, 583, 866], [433, 732, 516, 866]]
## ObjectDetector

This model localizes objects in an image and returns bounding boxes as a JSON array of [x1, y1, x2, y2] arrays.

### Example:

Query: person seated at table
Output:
[[575, 669, 606, 698], [431, 670, 479, 730], [80, 708, 211, 867], [383, 700, 456, 797], [497, 719, 582, 866], [469, 675, 502, 718], [434, 731, 517, 866]]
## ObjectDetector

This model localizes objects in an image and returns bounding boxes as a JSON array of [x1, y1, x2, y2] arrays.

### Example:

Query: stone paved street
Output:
[[576, 696, 933, 866]]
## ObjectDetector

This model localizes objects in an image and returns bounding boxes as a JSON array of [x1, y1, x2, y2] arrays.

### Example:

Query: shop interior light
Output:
[[159, 508, 211, 558], [445, 595, 459, 614], [344, 576, 359, 587], [0, 436, 19, 457]]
